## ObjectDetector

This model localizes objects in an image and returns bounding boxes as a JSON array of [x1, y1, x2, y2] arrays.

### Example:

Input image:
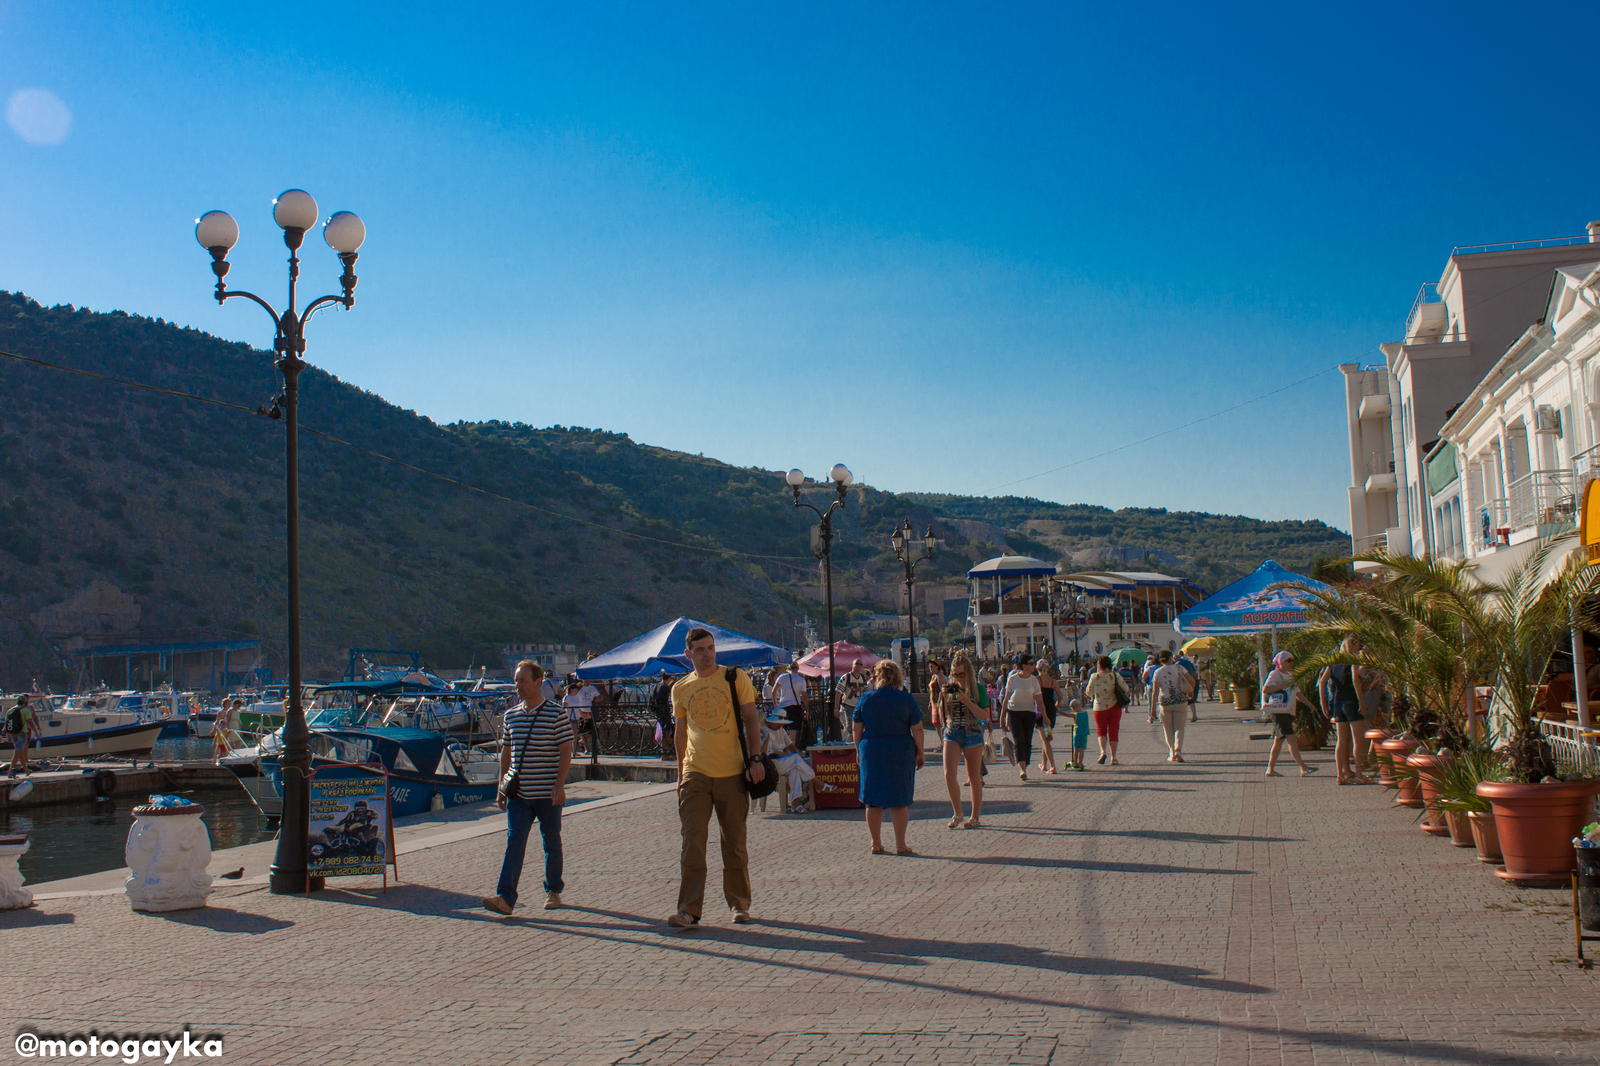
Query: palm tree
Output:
[[1282, 537, 1599, 782]]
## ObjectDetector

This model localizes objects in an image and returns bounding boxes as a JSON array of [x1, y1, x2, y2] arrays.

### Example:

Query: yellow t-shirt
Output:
[[673, 667, 757, 779]]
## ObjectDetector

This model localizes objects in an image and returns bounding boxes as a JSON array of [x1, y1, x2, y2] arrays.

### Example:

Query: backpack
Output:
[[5, 706, 22, 734]]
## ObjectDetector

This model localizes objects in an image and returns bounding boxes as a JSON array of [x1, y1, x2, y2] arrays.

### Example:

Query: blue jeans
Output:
[[496, 795, 563, 905]]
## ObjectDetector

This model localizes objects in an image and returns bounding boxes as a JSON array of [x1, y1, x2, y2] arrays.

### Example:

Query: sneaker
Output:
[[731, 908, 751, 924], [481, 895, 513, 916], [666, 912, 700, 929], [543, 892, 563, 910]]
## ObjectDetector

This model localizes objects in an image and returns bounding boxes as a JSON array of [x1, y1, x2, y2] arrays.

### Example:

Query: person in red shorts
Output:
[[1085, 655, 1129, 766]]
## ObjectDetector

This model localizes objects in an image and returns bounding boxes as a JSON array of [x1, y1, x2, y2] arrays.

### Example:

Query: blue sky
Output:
[[5, 2, 1598, 531]]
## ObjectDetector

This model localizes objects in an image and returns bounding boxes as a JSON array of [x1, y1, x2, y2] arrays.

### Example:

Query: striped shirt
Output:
[[500, 699, 571, 801]]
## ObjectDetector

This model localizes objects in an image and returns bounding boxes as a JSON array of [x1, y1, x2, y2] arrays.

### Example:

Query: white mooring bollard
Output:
[[0, 833, 31, 909], [125, 801, 213, 911]]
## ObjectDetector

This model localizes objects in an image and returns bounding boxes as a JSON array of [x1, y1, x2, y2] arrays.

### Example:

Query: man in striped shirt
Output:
[[483, 660, 574, 916]]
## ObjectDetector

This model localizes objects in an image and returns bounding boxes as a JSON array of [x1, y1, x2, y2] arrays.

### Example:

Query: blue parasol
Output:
[[574, 617, 792, 680], [1173, 560, 1330, 636]]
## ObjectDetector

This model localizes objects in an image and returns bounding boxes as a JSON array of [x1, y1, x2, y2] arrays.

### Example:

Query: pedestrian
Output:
[[482, 660, 574, 916], [1001, 655, 1045, 781], [1200, 660, 1216, 701], [1262, 651, 1318, 778], [1176, 653, 1201, 722], [6, 694, 38, 776], [1149, 650, 1195, 762], [1035, 659, 1061, 774], [852, 659, 924, 855], [1318, 638, 1372, 785], [1116, 659, 1139, 705], [563, 677, 598, 755], [668, 627, 765, 929], [936, 650, 990, 827], [651, 670, 676, 761], [1087, 655, 1129, 766], [771, 661, 808, 748], [1068, 697, 1090, 770], [837, 659, 869, 736], [1141, 654, 1161, 722]]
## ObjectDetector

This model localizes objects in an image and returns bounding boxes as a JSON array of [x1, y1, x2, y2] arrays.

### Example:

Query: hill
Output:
[[0, 292, 1349, 688]]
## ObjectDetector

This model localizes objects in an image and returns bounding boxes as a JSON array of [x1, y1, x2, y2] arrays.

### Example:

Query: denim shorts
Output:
[[1331, 700, 1364, 724], [944, 726, 986, 750]]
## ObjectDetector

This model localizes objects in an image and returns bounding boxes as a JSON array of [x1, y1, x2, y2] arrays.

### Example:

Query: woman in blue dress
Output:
[[851, 659, 925, 855]]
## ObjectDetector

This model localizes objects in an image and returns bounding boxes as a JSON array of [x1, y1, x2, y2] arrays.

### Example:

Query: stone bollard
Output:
[[125, 802, 213, 911], [0, 833, 31, 909]]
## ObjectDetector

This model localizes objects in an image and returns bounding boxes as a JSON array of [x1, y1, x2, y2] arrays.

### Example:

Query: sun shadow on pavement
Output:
[[946, 855, 1250, 875], [147, 907, 294, 933], [0, 907, 74, 927]]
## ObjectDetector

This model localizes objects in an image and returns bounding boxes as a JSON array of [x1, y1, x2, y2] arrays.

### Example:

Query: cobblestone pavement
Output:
[[5, 702, 1596, 1065]]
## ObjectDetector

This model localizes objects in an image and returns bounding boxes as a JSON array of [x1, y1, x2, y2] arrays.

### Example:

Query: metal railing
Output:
[[1507, 469, 1576, 532], [1453, 234, 1595, 257], [1365, 453, 1397, 477], [1574, 443, 1600, 499], [1405, 282, 1442, 339], [1352, 531, 1387, 554], [1537, 718, 1600, 773]]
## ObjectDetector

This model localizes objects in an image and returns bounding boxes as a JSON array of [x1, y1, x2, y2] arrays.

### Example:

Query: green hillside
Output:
[[0, 292, 1349, 688]]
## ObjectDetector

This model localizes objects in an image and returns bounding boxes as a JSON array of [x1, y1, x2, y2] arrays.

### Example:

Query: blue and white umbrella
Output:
[[1173, 560, 1331, 636]]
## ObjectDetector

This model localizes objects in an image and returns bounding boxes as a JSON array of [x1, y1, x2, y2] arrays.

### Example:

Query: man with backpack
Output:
[[7, 694, 39, 777], [1149, 651, 1196, 762]]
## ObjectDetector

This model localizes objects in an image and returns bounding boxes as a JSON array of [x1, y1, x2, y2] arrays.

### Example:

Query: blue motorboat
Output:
[[247, 727, 499, 818]]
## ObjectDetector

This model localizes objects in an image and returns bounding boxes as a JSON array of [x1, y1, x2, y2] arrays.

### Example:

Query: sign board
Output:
[[808, 743, 862, 808], [1059, 612, 1090, 639], [307, 763, 397, 883], [1585, 481, 1600, 567]]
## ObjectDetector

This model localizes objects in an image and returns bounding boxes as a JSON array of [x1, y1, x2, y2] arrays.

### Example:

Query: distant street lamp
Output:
[[786, 464, 852, 742], [195, 190, 365, 896], [890, 520, 938, 696]]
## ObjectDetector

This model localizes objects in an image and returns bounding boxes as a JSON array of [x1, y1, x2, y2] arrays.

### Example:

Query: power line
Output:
[[0, 347, 815, 562]]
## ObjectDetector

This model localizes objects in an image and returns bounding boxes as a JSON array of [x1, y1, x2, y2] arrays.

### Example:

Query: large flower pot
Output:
[[1295, 729, 1326, 751], [1467, 809, 1502, 864], [1406, 752, 1452, 834], [1233, 686, 1255, 711], [1443, 809, 1475, 847], [1365, 728, 1396, 782], [1475, 780, 1600, 886], [1382, 737, 1421, 804], [1221, 690, 1234, 705]]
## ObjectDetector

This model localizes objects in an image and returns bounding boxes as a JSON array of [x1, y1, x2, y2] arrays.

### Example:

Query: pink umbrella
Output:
[[796, 641, 881, 677]]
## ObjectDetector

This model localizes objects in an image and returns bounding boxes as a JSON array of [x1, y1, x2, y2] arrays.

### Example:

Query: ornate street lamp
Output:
[[787, 464, 852, 742], [890, 520, 938, 695], [195, 190, 365, 895]]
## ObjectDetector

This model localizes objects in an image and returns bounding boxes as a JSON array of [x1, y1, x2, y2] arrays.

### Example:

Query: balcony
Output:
[[1363, 453, 1397, 494], [1452, 234, 1596, 257], [1358, 392, 1391, 419], [1507, 469, 1576, 534], [1405, 282, 1446, 340], [1479, 500, 1510, 549]]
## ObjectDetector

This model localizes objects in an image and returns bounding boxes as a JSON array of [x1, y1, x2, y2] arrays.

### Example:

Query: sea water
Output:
[[0, 736, 276, 886]]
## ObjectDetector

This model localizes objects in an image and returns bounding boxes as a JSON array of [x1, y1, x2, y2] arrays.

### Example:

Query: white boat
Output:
[[0, 692, 168, 758]]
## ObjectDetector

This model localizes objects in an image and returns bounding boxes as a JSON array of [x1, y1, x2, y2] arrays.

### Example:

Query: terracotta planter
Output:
[[1382, 737, 1421, 804], [1366, 728, 1397, 784], [1296, 729, 1325, 751], [1443, 809, 1475, 847], [1475, 780, 1600, 885], [1467, 809, 1502, 864], [1407, 752, 1452, 834]]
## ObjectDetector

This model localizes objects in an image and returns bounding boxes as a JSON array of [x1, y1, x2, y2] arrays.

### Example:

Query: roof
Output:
[[966, 555, 1058, 578], [72, 639, 260, 658]]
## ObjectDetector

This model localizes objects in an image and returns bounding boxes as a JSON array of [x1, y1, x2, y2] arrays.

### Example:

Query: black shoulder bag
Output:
[[498, 702, 538, 802], [727, 667, 779, 799]]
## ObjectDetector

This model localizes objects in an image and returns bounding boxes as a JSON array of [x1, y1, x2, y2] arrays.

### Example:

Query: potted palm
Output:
[[1429, 743, 1508, 860]]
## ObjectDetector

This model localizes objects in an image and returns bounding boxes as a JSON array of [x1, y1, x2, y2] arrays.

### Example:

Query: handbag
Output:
[[727, 667, 779, 799], [498, 701, 539, 801]]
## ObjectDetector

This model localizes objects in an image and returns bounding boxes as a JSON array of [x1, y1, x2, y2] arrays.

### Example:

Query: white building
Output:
[[1340, 221, 1600, 566]]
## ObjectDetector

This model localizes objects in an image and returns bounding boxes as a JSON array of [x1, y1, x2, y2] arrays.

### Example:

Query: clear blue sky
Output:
[[5, 2, 1597, 531]]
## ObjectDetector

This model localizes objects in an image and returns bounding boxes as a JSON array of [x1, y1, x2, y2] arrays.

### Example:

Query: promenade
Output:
[[6, 702, 1594, 1066]]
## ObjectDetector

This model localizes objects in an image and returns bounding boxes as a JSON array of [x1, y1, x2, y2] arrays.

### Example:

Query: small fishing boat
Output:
[[234, 727, 499, 818], [0, 692, 167, 758]]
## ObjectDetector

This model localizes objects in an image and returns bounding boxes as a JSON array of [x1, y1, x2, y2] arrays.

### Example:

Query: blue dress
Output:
[[852, 687, 923, 808]]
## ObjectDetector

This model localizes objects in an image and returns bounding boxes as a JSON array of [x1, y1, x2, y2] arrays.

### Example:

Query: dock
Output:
[[1, 761, 237, 809]]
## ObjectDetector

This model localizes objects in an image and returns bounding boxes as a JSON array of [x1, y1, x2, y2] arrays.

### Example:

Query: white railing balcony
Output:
[[1574, 443, 1600, 498], [1352, 531, 1387, 554], [1507, 469, 1576, 533]]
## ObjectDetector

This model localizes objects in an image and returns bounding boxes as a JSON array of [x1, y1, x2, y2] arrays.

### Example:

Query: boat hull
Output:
[[240, 757, 497, 818], [0, 721, 166, 759]]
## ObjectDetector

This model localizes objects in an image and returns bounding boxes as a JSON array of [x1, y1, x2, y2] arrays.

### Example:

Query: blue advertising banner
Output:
[[307, 764, 394, 879]]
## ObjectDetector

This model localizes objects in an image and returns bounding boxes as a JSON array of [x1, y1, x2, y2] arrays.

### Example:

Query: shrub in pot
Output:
[[1428, 743, 1505, 852]]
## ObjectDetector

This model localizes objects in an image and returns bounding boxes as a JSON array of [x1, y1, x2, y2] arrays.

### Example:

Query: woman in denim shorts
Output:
[[936, 651, 991, 829]]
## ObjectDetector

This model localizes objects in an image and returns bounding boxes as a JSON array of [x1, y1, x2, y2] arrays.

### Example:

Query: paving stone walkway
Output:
[[5, 701, 1596, 1065]]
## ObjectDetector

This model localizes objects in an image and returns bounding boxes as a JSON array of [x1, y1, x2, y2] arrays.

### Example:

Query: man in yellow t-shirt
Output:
[[668, 627, 764, 929]]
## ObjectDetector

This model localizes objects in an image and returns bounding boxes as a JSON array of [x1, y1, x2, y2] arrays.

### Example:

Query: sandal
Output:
[[1301, 767, 1319, 777], [948, 815, 964, 829], [1264, 770, 1282, 777], [870, 844, 886, 854], [895, 847, 915, 856], [964, 818, 982, 829]]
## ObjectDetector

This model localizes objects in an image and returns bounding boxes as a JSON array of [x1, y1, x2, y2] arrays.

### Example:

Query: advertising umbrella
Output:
[[1107, 647, 1151, 668], [1173, 561, 1330, 636], [1181, 637, 1216, 657], [575, 617, 791, 680], [796, 641, 881, 678]]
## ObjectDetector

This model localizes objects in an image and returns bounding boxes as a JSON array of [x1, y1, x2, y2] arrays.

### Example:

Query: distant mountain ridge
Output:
[[0, 292, 1349, 687]]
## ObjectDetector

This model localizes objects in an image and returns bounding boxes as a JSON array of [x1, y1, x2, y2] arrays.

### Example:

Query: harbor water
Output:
[[2, 736, 275, 887]]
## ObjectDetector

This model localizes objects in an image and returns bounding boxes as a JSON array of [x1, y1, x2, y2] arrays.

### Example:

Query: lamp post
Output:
[[890, 520, 938, 696], [786, 464, 852, 742], [195, 190, 365, 895]]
